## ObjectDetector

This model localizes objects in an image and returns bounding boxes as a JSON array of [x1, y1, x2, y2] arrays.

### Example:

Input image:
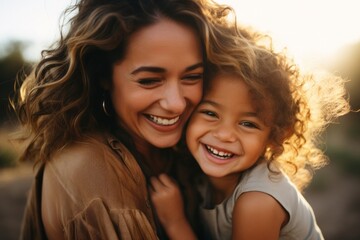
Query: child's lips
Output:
[[204, 144, 235, 159], [200, 142, 241, 165]]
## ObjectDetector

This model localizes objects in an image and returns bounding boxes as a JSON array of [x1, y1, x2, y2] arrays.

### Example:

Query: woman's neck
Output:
[[114, 124, 173, 177], [135, 141, 172, 177]]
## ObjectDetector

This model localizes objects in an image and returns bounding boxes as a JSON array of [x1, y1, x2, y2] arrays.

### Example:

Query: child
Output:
[[149, 28, 350, 240]]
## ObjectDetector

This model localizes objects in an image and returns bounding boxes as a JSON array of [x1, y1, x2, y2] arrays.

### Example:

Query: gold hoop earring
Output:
[[102, 98, 111, 117]]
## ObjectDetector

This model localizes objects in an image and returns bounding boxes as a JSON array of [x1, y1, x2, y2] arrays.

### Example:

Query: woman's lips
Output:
[[144, 114, 182, 132], [146, 114, 180, 126]]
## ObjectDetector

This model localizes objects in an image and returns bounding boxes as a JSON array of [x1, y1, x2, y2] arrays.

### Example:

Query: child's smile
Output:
[[186, 73, 272, 180]]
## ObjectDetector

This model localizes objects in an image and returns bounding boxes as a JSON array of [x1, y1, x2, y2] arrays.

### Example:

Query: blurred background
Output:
[[0, 0, 359, 239]]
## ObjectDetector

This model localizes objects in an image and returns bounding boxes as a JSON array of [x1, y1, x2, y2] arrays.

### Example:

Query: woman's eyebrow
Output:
[[131, 62, 203, 75], [131, 66, 165, 75], [185, 62, 203, 71]]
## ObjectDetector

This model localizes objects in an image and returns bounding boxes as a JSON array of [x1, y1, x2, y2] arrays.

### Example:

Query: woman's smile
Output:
[[146, 114, 181, 126]]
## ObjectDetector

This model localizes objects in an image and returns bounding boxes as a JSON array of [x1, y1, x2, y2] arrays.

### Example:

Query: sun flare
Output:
[[218, 0, 360, 70]]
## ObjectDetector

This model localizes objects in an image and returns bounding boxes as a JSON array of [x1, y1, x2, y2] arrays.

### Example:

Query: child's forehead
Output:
[[208, 72, 244, 87], [207, 73, 248, 93], [206, 72, 275, 120], [204, 75, 253, 109]]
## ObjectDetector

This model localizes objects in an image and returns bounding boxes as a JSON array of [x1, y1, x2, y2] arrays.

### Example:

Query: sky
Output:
[[0, 0, 70, 60], [1, 0, 360, 70], [219, 0, 360, 70]]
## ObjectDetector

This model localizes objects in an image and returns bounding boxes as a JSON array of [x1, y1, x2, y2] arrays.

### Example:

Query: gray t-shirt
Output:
[[198, 162, 324, 240]]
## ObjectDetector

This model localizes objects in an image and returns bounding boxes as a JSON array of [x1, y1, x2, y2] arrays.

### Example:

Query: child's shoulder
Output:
[[235, 162, 299, 207], [234, 162, 323, 239], [241, 162, 286, 187]]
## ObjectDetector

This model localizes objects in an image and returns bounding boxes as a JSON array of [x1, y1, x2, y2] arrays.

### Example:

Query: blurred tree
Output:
[[335, 42, 360, 114], [325, 41, 360, 175], [0, 41, 30, 126]]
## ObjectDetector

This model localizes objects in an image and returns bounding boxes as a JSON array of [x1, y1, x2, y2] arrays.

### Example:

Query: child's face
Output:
[[186, 74, 272, 179]]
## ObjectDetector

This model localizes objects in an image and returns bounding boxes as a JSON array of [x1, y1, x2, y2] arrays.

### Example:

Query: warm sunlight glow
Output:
[[218, 0, 360, 70], [1, 0, 360, 67]]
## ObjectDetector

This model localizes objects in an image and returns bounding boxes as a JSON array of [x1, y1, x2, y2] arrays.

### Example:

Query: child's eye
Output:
[[137, 78, 162, 87], [240, 121, 259, 129], [199, 110, 218, 118]]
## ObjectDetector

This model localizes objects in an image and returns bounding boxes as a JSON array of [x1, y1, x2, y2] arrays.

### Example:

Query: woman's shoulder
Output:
[[50, 134, 109, 168], [42, 132, 146, 203], [45, 132, 143, 191], [40, 134, 156, 238], [44, 133, 129, 188]]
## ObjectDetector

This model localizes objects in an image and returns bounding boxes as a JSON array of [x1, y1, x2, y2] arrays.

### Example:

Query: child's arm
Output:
[[232, 191, 289, 240], [149, 173, 197, 240]]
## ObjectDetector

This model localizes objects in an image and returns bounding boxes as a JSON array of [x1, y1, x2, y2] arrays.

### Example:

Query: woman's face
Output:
[[111, 19, 203, 151]]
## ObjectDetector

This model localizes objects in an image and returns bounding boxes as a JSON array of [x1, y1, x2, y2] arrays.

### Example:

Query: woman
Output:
[[13, 0, 253, 239]]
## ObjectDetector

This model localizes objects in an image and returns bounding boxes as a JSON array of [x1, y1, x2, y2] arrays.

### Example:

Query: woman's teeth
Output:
[[206, 144, 234, 159], [148, 115, 180, 126]]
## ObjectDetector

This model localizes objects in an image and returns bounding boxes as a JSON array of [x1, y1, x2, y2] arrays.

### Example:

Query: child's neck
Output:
[[208, 174, 242, 205]]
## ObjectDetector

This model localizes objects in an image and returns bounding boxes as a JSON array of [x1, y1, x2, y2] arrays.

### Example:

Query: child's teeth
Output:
[[206, 145, 233, 159]]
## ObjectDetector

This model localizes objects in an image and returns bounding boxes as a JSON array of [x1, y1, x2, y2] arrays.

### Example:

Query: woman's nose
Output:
[[159, 82, 186, 113]]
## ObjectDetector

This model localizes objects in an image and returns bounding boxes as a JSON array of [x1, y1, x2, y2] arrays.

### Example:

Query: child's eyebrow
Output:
[[242, 111, 258, 116], [201, 99, 260, 116], [200, 99, 218, 106]]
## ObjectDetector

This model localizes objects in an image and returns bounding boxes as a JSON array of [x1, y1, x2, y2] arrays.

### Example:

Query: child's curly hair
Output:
[[206, 26, 350, 191]]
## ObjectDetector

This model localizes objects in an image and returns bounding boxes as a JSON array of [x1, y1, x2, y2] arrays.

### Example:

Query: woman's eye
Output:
[[182, 73, 203, 83], [137, 78, 162, 87]]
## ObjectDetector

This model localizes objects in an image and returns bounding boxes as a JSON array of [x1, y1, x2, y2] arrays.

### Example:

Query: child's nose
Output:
[[213, 123, 237, 142]]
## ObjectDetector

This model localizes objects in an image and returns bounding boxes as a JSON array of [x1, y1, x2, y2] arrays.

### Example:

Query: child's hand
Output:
[[149, 174, 185, 226], [149, 174, 197, 240]]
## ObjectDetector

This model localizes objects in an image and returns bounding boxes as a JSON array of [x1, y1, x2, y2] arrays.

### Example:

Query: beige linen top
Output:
[[20, 133, 158, 240]]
